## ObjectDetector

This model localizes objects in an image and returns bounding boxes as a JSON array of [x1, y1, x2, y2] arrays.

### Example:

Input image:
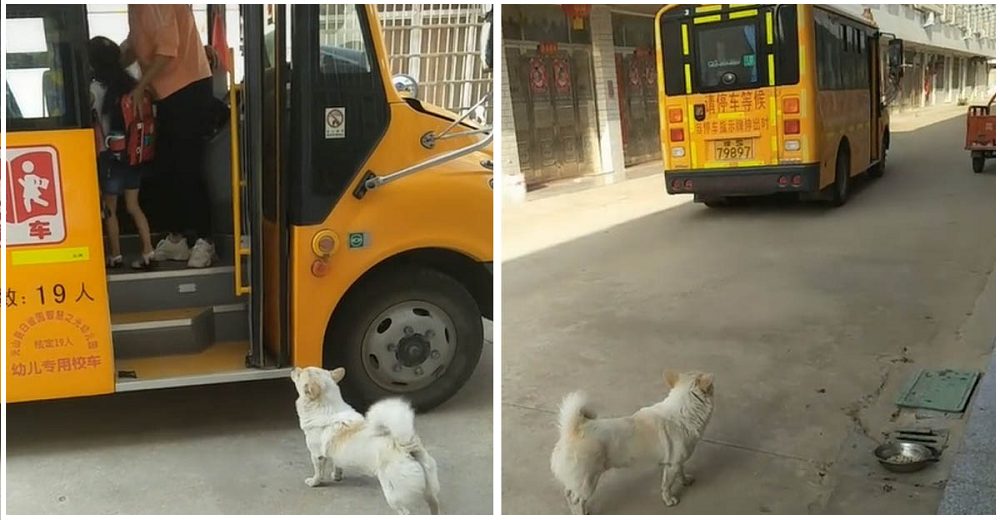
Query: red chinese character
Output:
[[72, 357, 88, 370], [11, 363, 27, 376], [26, 362, 40, 375], [14, 331, 24, 340], [86, 356, 101, 367], [35, 311, 45, 322], [26, 317, 36, 326], [717, 93, 728, 112], [741, 92, 753, 112], [28, 220, 53, 240], [63, 312, 74, 323], [706, 96, 716, 115], [88, 340, 99, 349], [55, 310, 64, 320], [57, 358, 72, 372], [43, 360, 56, 372]]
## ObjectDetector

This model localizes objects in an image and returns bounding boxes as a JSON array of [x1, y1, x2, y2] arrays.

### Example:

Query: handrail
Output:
[[361, 130, 493, 193], [228, 48, 251, 296]]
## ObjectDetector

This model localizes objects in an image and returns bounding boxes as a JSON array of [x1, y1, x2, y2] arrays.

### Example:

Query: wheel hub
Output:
[[397, 334, 431, 367], [361, 300, 457, 392]]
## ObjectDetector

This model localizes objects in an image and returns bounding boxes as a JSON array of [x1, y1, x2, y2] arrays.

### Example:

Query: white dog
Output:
[[291, 366, 441, 515], [550, 370, 715, 514]]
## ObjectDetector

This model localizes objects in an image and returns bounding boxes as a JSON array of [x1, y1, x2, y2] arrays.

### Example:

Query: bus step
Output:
[[111, 307, 216, 359], [108, 266, 243, 313]]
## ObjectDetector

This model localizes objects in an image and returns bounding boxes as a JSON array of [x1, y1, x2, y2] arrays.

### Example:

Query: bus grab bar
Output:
[[228, 48, 251, 296], [357, 130, 494, 196]]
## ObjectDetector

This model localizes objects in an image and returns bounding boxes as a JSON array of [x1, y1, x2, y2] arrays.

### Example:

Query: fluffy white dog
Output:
[[291, 366, 441, 515], [550, 370, 715, 514]]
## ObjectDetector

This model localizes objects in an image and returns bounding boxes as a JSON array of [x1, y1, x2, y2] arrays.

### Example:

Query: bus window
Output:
[[5, 6, 88, 131], [694, 20, 760, 91], [318, 4, 373, 73]]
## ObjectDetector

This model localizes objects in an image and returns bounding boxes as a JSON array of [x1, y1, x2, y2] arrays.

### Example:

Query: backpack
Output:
[[106, 91, 157, 167]]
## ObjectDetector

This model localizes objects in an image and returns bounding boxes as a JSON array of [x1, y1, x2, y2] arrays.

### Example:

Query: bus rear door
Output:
[[659, 5, 780, 172]]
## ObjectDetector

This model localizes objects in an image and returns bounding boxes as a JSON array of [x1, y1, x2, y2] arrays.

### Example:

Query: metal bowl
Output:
[[874, 441, 939, 473]]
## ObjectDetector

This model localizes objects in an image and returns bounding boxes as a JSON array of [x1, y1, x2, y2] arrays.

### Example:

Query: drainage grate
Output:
[[896, 369, 981, 413], [891, 428, 949, 454]]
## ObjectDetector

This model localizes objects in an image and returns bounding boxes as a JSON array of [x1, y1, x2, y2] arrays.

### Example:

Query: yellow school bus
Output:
[[655, 4, 903, 206], [5, 4, 493, 410]]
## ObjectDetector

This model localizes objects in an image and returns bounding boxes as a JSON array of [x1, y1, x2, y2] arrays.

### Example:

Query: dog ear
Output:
[[290, 367, 301, 382], [664, 370, 680, 388], [304, 380, 321, 400], [330, 367, 346, 383], [696, 373, 715, 395]]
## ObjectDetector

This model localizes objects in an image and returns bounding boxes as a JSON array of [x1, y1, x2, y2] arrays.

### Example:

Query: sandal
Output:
[[130, 252, 156, 270], [106, 255, 123, 268]]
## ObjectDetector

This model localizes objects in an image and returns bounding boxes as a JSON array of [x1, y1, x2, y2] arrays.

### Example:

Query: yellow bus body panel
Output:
[[6, 129, 115, 403], [286, 7, 493, 367]]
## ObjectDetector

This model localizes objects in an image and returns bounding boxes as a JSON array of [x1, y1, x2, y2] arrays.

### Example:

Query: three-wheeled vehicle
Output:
[[965, 94, 995, 173], [6, 4, 493, 410]]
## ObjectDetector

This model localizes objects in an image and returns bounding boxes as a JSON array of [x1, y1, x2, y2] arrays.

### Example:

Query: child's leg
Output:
[[103, 194, 121, 258], [124, 188, 153, 255]]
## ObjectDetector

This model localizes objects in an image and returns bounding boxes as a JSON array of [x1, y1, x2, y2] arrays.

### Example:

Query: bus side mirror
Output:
[[480, 8, 493, 71], [887, 38, 903, 74]]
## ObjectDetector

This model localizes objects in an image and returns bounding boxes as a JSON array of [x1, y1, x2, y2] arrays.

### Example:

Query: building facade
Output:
[[501, 4, 996, 202]]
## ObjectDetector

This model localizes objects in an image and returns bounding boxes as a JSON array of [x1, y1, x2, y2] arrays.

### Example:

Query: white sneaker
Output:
[[152, 236, 191, 261], [187, 238, 215, 268]]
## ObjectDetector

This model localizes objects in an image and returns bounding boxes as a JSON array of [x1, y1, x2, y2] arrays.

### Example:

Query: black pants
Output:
[[155, 77, 214, 246]]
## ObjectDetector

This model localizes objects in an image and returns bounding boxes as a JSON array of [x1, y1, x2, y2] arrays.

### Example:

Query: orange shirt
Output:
[[127, 4, 210, 99]]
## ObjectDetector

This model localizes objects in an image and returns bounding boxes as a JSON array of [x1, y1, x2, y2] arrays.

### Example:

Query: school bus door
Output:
[[5, 5, 117, 402]]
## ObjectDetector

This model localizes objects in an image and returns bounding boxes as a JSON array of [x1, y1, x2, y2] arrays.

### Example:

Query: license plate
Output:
[[713, 139, 754, 160]]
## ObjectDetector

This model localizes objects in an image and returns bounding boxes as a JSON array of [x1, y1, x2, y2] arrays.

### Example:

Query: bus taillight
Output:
[[782, 97, 800, 114], [670, 128, 685, 142], [784, 120, 800, 135], [669, 108, 684, 123]]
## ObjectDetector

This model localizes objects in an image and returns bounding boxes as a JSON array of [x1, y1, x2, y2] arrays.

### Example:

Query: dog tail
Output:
[[557, 391, 593, 438], [366, 397, 417, 444]]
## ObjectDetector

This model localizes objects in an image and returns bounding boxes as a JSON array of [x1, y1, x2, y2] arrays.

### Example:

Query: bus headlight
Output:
[[784, 140, 801, 152], [671, 147, 686, 158]]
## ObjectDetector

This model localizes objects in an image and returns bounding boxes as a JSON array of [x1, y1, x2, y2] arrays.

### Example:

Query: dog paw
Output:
[[682, 474, 695, 486], [305, 477, 322, 487], [662, 495, 679, 507], [332, 468, 344, 482]]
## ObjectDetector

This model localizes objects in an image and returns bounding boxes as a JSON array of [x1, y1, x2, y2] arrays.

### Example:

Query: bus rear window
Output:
[[694, 21, 761, 91]]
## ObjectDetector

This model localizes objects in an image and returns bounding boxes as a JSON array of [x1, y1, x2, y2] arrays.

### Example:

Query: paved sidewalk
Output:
[[938, 348, 996, 515]]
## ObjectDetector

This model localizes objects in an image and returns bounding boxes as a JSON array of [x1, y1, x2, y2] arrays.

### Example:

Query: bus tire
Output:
[[972, 152, 986, 173], [870, 131, 888, 178], [828, 145, 851, 207], [324, 265, 484, 412]]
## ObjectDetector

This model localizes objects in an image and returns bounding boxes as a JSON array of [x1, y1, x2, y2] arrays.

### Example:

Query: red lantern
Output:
[[561, 4, 592, 31], [537, 42, 559, 55]]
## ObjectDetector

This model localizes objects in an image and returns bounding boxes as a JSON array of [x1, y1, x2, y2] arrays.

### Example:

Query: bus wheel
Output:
[[325, 266, 484, 412], [870, 132, 888, 178], [972, 152, 986, 173], [829, 147, 851, 206]]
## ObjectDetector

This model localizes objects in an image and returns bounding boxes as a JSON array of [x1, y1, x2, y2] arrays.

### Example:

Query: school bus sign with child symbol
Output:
[[6, 131, 115, 402]]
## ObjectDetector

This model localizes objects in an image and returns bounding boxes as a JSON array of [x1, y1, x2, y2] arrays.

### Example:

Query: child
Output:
[[88, 36, 155, 269]]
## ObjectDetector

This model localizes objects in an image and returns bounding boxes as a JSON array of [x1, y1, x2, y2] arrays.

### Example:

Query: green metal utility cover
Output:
[[896, 369, 981, 413]]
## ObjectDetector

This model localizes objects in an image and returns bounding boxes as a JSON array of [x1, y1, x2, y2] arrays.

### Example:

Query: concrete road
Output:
[[501, 114, 995, 514], [6, 323, 492, 515]]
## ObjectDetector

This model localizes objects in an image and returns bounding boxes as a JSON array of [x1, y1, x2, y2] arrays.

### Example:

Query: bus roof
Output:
[[658, 4, 880, 31]]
